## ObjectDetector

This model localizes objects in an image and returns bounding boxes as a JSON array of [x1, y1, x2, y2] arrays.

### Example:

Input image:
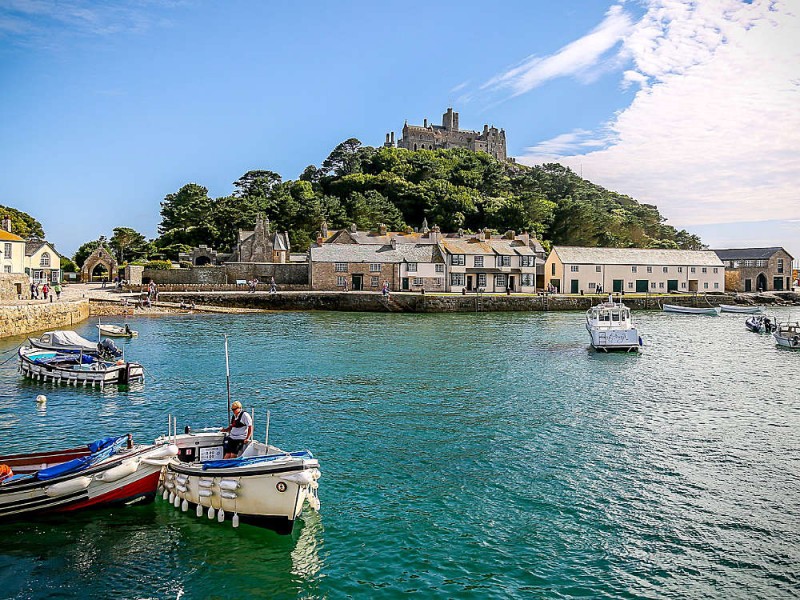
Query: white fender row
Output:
[[45, 476, 92, 497]]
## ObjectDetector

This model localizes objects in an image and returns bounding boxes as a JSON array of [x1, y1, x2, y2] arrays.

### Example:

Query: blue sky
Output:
[[1, 0, 798, 262]]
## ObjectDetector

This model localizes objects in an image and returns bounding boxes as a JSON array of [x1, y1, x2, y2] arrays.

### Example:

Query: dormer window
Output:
[[40, 252, 50, 267]]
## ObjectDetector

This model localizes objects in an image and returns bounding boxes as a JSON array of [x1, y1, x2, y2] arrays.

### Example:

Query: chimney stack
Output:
[[424, 118, 428, 128], [1, 215, 11, 233], [391, 238, 397, 250], [390, 131, 395, 144]]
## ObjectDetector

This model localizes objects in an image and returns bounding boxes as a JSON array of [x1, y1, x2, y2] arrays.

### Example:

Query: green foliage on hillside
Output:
[[0, 205, 45, 239]]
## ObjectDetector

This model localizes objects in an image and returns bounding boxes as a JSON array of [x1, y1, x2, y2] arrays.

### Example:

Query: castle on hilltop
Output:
[[384, 108, 507, 162]]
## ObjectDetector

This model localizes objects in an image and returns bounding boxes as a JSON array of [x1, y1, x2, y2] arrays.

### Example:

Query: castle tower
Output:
[[442, 107, 459, 131]]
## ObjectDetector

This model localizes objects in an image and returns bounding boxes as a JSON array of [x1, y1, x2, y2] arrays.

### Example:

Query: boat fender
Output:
[[175, 474, 189, 484], [176, 485, 187, 493], [45, 476, 92, 497], [36, 395, 47, 404], [196, 503, 204, 518], [141, 458, 173, 467], [220, 491, 237, 500], [281, 471, 313, 486], [310, 480, 319, 490], [207, 507, 215, 520], [198, 489, 212, 497], [219, 479, 239, 491], [169, 491, 175, 503], [276, 481, 288, 493], [173, 495, 181, 508], [181, 499, 188, 512], [232, 513, 239, 528], [198, 478, 214, 488], [149, 445, 179, 460], [217, 508, 225, 522], [310, 496, 321, 511], [97, 459, 139, 482], [162, 489, 169, 501], [164, 481, 174, 490]]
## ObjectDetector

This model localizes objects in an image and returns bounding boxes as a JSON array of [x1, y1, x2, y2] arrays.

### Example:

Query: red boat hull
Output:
[[54, 471, 161, 513]]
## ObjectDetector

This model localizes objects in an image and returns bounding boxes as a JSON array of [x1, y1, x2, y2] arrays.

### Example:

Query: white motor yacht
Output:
[[586, 295, 642, 352]]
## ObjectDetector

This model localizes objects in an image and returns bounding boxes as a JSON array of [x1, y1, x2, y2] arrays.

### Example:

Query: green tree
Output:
[[73, 240, 101, 268], [0, 205, 45, 238], [158, 183, 216, 246], [233, 170, 282, 198], [110, 227, 150, 264]]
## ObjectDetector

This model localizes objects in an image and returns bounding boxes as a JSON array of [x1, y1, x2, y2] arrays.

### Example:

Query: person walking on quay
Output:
[[34, 282, 40, 299], [29, 282, 35, 299], [269, 276, 277, 294], [42, 282, 49, 301], [53, 282, 62, 300], [382, 280, 389, 297]]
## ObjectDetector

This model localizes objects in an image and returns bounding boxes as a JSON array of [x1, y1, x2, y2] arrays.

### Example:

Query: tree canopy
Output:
[[0, 205, 45, 239]]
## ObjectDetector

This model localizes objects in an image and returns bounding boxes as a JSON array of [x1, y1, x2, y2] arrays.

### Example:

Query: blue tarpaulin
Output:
[[36, 435, 125, 481], [202, 450, 313, 470]]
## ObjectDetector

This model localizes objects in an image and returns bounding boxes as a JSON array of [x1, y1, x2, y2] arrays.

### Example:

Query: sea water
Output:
[[0, 309, 798, 599]]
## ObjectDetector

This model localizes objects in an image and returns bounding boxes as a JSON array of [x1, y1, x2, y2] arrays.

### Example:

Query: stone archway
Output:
[[756, 272, 767, 292], [81, 245, 118, 283], [195, 255, 212, 266]]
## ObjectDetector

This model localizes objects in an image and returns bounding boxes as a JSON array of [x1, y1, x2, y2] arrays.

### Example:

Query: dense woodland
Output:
[[8, 140, 705, 269]]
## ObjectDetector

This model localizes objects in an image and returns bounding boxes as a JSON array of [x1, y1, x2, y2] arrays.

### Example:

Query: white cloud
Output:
[[515, 0, 800, 231]]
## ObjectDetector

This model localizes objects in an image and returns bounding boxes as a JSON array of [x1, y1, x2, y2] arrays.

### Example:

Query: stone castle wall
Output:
[[141, 263, 309, 286], [0, 299, 90, 338]]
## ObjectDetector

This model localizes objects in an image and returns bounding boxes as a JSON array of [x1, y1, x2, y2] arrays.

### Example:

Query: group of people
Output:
[[29, 281, 62, 301], [247, 276, 278, 293]]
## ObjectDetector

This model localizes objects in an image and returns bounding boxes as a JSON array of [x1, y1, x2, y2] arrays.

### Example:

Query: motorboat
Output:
[[662, 304, 721, 315], [157, 422, 321, 535], [720, 304, 763, 314], [0, 435, 177, 521], [28, 330, 122, 359], [773, 321, 800, 349], [745, 315, 776, 334], [585, 295, 642, 352], [98, 323, 138, 338], [18, 346, 144, 388]]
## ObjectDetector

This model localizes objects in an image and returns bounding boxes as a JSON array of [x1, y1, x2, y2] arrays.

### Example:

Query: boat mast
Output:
[[224, 334, 232, 422]]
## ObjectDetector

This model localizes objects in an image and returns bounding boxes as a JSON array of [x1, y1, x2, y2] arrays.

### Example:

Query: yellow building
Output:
[[0, 228, 26, 275], [25, 240, 62, 284]]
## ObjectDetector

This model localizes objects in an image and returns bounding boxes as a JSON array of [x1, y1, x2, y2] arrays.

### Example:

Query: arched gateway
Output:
[[81, 245, 118, 283]]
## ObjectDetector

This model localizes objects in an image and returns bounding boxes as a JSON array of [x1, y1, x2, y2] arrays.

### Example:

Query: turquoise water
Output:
[[1, 309, 799, 599]]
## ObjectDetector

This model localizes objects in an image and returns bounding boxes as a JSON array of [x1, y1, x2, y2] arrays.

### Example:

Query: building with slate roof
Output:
[[545, 246, 725, 295], [712, 247, 794, 292], [24, 238, 62, 284], [229, 215, 291, 264]]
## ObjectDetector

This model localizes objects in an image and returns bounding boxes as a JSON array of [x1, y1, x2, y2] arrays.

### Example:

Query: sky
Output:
[[0, 0, 798, 262]]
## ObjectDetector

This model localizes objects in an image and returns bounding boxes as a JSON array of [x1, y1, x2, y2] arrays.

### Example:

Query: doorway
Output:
[[756, 273, 767, 292], [402, 278, 409, 291], [636, 280, 648, 293], [352, 274, 363, 291], [667, 279, 678, 292], [466, 275, 473, 291], [613, 279, 623, 293], [745, 278, 752, 292], [570, 279, 579, 294]]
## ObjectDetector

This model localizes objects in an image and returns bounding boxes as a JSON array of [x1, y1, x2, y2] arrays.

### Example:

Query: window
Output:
[[474, 256, 484, 267], [778, 258, 784, 273], [413, 277, 423, 286], [713, 267, 718, 274], [3, 265, 10, 273], [631, 266, 637, 273], [451, 255, 465, 266], [335, 262, 348, 272], [369, 263, 381, 272], [477, 273, 486, 287], [704, 282, 709, 289], [701, 267, 707, 273], [551, 263, 556, 276], [595, 266, 601, 272], [495, 274, 507, 288], [40, 252, 50, 267], [498, 256, 511, 267], [371, 276, 379, 287], [336, 276, 346, 287], [3, 243, 10, 259], [659, 282, 664, 288], [755, 260, 766, 267], [451, 273, 465, 286], [520, 256, 534, 267], [627, 282, 633, 289], [589, 282, 596, 289], [714, 282, 719, 289], [678, 267, 683, 273], [744, 260, 754, 267], [662, 267, 668, 273], [570, 265, 579, 272], [435, 263, 444, 273], [690, 267, 696, 273], [521, 273, 534, 286], [651, 282, 656, 289], [407, 262, 417, 272], [646, 266, 653, 273]]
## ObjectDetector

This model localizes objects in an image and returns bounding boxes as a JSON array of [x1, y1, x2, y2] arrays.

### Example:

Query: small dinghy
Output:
[[720, 304, 763, 314], [662, 304, 721, 315], [585, 295, 642, 352], [0, 435, 177, 521], [28, 330, 122, 359], [773, 321, 800, 349], [18, 346, 144, 388], [745, 315, 776, 334], [98, 323, 138, 338]]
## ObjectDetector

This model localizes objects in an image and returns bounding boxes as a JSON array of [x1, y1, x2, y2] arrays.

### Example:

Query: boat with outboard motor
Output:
[[157, 423, 321, 535], [585, 295, 642, 352], [28, 330, 122, 359], [18, 346, 144, 387], [0, 434, 177, 521], [98, 322, 138, 338], [720, 304, 763, 314], [745, 314, 776, 334], [662, 304, 721, 315], [773, 321, 800, 349]]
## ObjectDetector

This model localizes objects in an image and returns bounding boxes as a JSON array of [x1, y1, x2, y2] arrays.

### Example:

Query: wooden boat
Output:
[[745, 315, 776, 333], [18, 346, 144, 388], [773, 322, 800, 349], [720, 304, 763, 314], [662, 304, 721, 315], [585, 295, 642, 352], [0, 435, 177, 521], [28, 330, 122, 358], [97, 323, 138, 337]]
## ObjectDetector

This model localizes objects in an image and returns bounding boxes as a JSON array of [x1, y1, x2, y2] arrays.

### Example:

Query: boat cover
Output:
[[49, 331, 97, 351], [36, 435, 124, 481], [202, 450, 314, 470], [32, 353, 95, 365]]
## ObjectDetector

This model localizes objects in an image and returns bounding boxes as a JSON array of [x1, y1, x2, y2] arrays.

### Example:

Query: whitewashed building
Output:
[[440, 236, 537, 293]]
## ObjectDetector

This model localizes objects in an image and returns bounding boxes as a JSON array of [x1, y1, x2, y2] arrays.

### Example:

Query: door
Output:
[[508, 276, 515, 291], [352, 274, 363, 291], [570, 279, 579, 294], [613, 279, 623, 293], [745, 278, 752, 292], [550, 279, 560, 292], [688, 280, 698, 292], [667, 279, 678, 292], [402, 277, 409, 291], [773, 276, 783, 291], [466, 275, 473, 291], [636, 280, 648, 293], [756, 273, 767, 291]]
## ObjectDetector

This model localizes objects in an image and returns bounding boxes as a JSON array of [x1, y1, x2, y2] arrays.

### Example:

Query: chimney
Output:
[[350, 223, 357, 233], [505, 230, 515, 240], [476, 230, 485, 241], [390, 131, 395, 144], [424, 118, 428, 128], [430, 224, 441, 242], [321, 220, 328, 239], [1, 215, 11, 233], [316, 233, 324, 246], [391, 238, 397, 249]]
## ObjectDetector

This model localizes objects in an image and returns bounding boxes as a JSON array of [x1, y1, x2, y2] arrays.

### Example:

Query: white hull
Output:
[[773, 322, 800, 349], [662, 304, 721, 315], [98, 325, 138, 337], [586, 296, 641, 352], [587, 327, 641, 352], [18, 347, 144, 387], [720, 304, 763, 314]]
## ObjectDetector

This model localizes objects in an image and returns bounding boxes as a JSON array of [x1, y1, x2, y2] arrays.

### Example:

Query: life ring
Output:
[[0, 464, 13, 483], [276, 481, 287, 493]]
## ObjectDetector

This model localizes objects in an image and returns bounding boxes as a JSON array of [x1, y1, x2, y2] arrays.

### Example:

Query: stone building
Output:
[[230, 215, 290, 263], [712, 247, 794, 292], [80, 243, 118, 283], [385, 108, 507, 161]]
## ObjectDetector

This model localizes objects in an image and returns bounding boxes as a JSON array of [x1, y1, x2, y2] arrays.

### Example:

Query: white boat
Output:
[[662, 304, 721, 315], [157, 428, 321, 535], [18, 346, 144, 388], [773, 321, 800, 349], [97, 323, 138, 337], [745, 315, 776, 334], [719, 304, 763, 314], [0, 435, 177, 522], [585, 295, 641, 352], [28, 330, 122, 358]]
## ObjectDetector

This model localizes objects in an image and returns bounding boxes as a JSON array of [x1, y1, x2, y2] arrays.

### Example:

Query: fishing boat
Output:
[[585, 295, 642, 352], [97, 322, 138, 337], [662, 304, 721, 315], [745, 315, 776, 333], [28, 330, 122, 358], [773, 321, 800, 349], [720, 304, 764, 314], [0, 435, 177, 521], [18, 346, 144, 387]]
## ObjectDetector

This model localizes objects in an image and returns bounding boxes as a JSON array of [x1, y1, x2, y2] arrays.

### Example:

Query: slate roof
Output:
[[712, 247, 792, 261], [552, 246, 724, 266], [25, 239, 51, 256], [310, 243, 443, 264], [441, 239, 534, 256]]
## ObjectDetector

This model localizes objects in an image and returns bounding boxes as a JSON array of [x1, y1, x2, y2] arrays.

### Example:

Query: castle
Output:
[[384, 108, 507, 161]]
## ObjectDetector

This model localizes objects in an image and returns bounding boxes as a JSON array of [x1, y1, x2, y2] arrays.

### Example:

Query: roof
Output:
[[310, 243, 443, 264], [441, 238, 534, 256], [0, 230, 24, 242], [552, 246, 724, 267], [25, 239, 58, 257], [712, 247, 792, 261]]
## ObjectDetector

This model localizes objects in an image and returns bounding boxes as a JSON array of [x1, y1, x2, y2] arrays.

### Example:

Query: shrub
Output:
[[144, 260, 172, 270], [179, 261, 193, 269]]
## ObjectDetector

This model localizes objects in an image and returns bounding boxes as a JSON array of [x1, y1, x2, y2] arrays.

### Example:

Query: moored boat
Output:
[[585, 295, 642, 352], [28, 330, 122, 358], [0, 435, 177, 521], [720, 304, 763, 314], [98, 323, 138, 337], [662, 304, 721, 315], [773, 321, 800, 349], [18, 346, 144, 387], [745, 315, 776, 333]]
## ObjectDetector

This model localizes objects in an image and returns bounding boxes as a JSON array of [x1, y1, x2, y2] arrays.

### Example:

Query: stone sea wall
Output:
[[0, 300, 90, 338]]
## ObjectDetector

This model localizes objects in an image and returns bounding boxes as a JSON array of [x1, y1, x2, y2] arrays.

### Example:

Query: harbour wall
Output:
[[0, 300, 90, 338]]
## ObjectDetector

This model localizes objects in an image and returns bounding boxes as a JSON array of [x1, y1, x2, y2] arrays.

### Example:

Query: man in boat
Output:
[[221, 401, 253, 459]]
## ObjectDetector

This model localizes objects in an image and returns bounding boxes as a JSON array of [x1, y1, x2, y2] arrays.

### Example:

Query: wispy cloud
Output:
[[482, 4, 634, 96]]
